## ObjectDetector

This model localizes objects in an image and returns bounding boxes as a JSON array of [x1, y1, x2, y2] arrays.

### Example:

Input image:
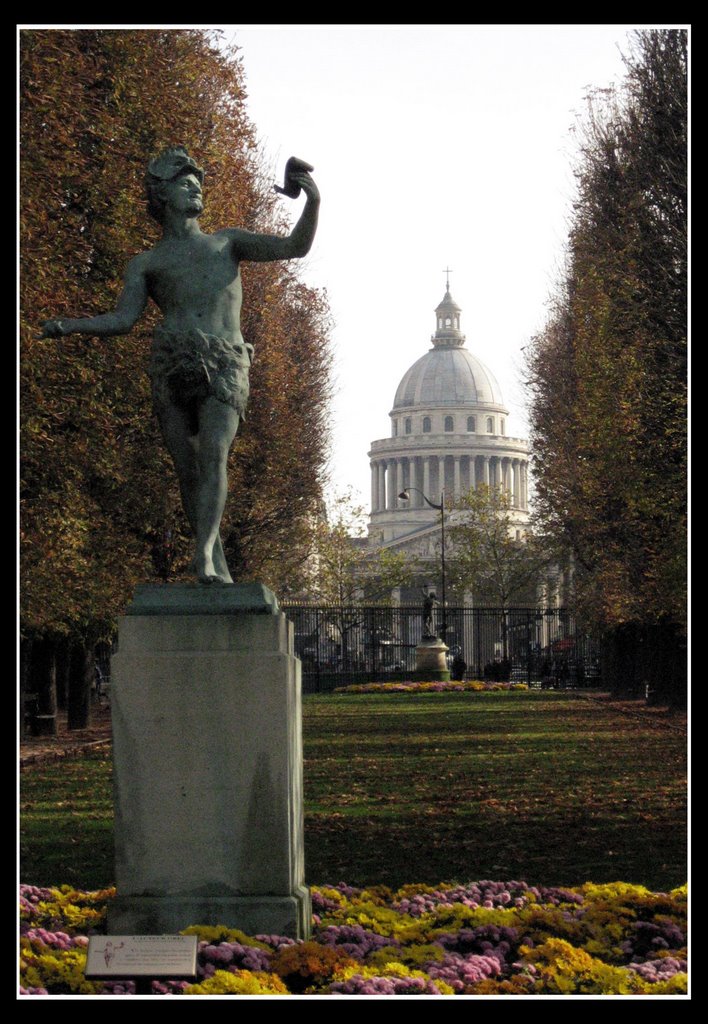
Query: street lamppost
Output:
[[398, 488, 447, 643]]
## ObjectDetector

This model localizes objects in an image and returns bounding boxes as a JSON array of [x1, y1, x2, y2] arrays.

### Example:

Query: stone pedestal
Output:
[[414, 638, 451, 681], [107, 583, 309, 938]]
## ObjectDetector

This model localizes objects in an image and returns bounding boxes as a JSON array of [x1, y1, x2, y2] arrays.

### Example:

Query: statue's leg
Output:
[[194, 397, 240, 584], [156, 402, 200, 532], [157, 401, 233, 583]]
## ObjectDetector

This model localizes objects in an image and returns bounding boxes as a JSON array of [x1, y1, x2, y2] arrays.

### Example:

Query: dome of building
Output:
[[393, 285, 505, 410], [393, 346, 505, 409]]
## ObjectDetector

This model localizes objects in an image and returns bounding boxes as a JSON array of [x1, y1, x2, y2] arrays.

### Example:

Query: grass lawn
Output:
[[20, 691, 686, 892]]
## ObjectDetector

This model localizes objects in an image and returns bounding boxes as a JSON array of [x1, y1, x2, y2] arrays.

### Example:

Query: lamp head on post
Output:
[[398, 488, 443, 513]]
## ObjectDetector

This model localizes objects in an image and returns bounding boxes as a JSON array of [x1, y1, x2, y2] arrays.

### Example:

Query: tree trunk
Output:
[[67, 642, 93, 730], [55, 636, 71, 711], [645, 620, 687, 708], [601, 621, 686, 707], [601, 624, 640, 697], [20, 638, 34, 738], [31, 637, 58, 736]]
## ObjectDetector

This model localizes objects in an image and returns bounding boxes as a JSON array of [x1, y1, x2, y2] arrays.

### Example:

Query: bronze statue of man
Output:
[[40, 147, 320, 584]]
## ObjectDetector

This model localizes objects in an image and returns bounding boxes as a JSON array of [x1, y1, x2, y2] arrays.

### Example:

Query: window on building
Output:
[[467, 416, 476, 432], [392, 419, 398, 437], [423, 417, 431, 433], [405, 417, 412, 434], [444, 416, 454, 432], [486, 417, 494, 433], [445, 316, 451, 327]]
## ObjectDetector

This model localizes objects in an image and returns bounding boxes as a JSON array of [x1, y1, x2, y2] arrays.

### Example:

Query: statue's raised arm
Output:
[[229, 156, 320, 263]]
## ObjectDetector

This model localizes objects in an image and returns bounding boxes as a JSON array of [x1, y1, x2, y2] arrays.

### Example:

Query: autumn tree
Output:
[[525, 30, 687, 703], [20, 29, 332, 726], [299, 492, 417, 670], [305, 492, 413, 605], [445, 485, 555, 657]]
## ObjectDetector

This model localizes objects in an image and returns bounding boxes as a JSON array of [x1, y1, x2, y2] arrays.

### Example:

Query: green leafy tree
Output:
[[446, 486, 555, 647], [308, 492, 413, 606], [525, 30, 687, 702]]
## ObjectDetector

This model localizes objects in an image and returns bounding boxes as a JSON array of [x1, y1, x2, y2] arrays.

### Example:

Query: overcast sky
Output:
[[226, 25, 660, 511]]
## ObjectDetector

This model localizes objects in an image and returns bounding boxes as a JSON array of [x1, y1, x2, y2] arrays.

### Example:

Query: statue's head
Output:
[[145, 146, 205, 224]]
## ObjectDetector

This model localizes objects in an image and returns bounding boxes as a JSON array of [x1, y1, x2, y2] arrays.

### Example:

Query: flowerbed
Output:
[[334, 681, 529, 694], [20, 880, 687, 995]]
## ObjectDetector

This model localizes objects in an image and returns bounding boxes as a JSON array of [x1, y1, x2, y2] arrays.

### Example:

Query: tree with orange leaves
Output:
[[525, 30, 686, 703], [20, 29, 332, 723]]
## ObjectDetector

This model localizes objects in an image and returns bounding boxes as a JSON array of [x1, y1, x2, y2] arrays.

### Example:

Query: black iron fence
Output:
[[282, 604, 602, 694]]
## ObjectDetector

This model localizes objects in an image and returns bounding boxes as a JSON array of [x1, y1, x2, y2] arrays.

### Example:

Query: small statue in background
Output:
[[422, 588, 439, 640]]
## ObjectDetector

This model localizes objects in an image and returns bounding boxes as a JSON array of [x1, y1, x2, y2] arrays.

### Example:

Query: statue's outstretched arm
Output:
[[39, 254, 149, 339]]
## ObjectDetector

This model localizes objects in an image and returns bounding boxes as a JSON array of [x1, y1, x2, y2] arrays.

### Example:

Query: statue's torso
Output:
[[146, 230, 244, 344]]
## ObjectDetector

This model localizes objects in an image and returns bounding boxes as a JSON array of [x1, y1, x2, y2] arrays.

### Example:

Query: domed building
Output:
[[367, 283, 530, 584]]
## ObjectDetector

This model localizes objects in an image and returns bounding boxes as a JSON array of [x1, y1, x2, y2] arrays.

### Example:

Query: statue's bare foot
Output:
[[195, 552, 224, 585], [213, 535, 234, 584], [197, 572, 231, 585]]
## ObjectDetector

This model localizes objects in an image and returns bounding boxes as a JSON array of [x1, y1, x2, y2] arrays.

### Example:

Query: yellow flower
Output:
[[20, 946, 103, 995], [185, 969, 288, 995]]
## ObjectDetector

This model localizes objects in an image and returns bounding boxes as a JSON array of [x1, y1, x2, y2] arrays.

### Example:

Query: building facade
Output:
[[367, 285, 531, 575]]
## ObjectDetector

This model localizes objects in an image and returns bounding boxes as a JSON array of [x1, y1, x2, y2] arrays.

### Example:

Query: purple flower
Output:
[[315, 924, 399, 960], [624, 920, 686, 960], [435, 924, 519, 962], [329, 973, 449, 995], [426, 952, 501, 992], [629, 957, 687, 982], [254, 933, 298, 949], [536, 886, 584, 906], [197, 941, 273, 973], [202, 943, 233, 964], [22, 927, 85, 951], [390, 881, 535, 917], [100, 981, 136, 994]]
